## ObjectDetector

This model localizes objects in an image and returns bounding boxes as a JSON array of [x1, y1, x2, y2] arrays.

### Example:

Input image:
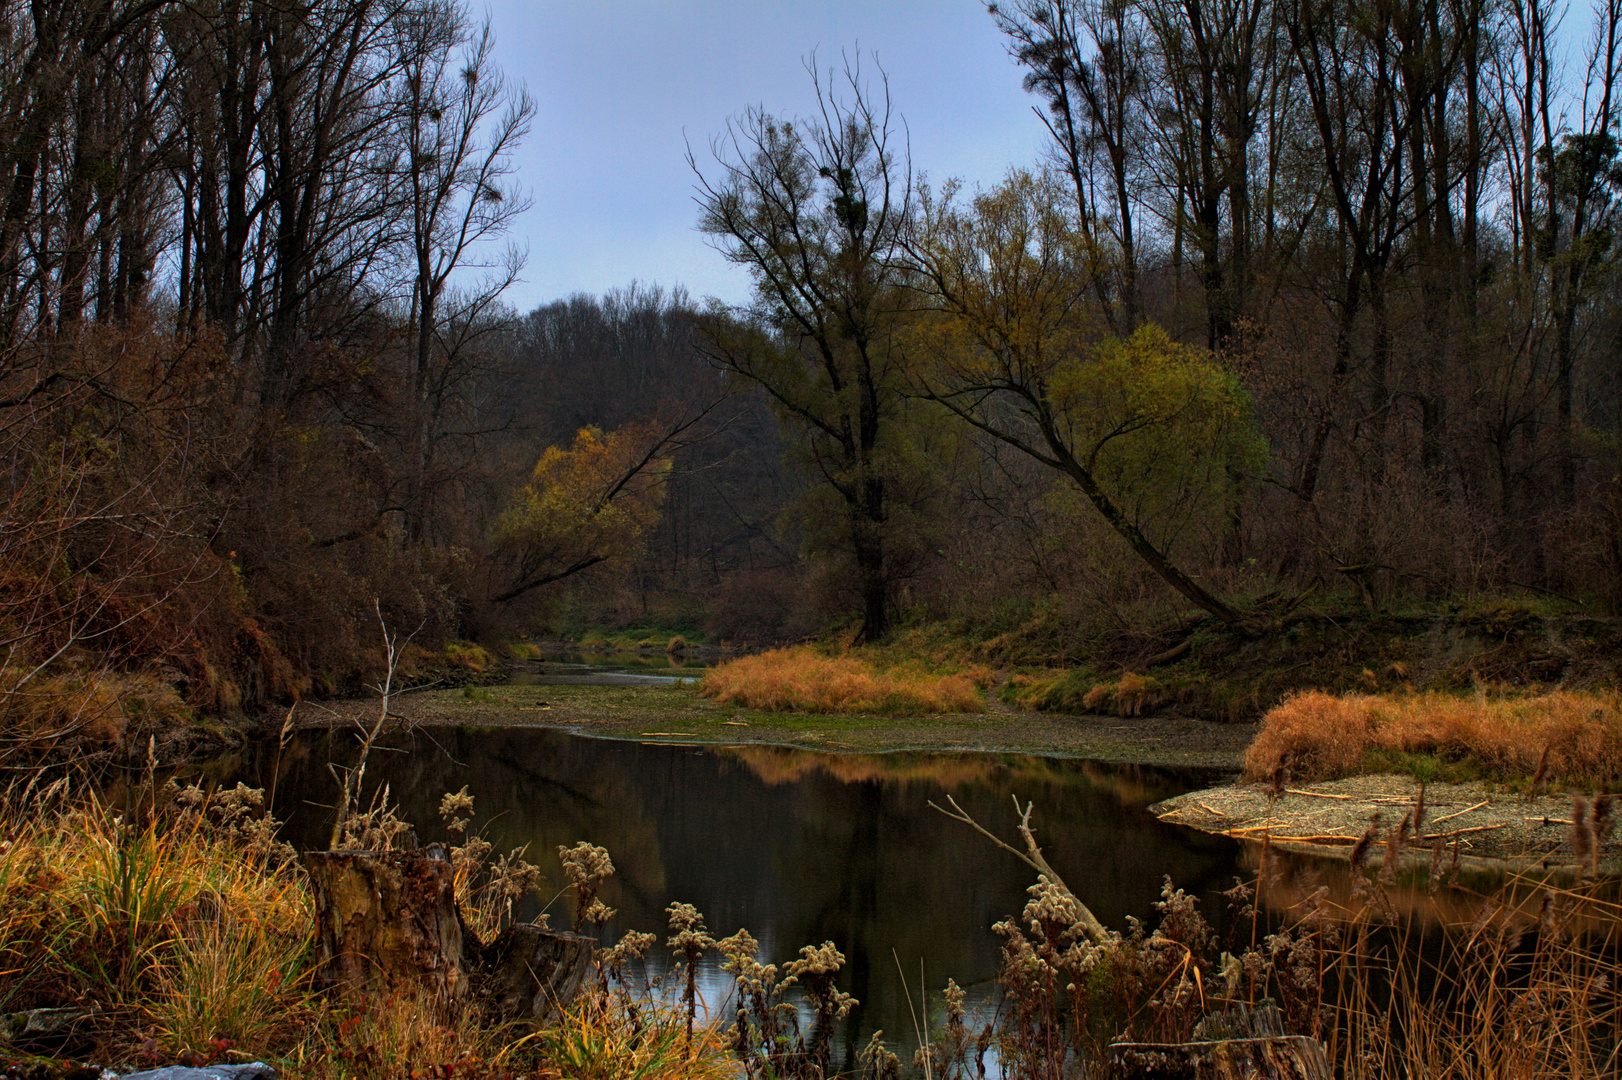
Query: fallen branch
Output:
[[932, 794, 1109, 943], [1225, 832, 1359, 844], [1431, 799, 1490, 825], [1421, 823, 1509, 840]]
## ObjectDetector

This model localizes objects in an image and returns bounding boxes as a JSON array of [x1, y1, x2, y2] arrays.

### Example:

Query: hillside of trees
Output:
[[4, 0, 1622, 751]]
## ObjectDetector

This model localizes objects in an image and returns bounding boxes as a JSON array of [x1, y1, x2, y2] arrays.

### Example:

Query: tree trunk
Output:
[[472, 925, 596, 1026], [304, 848, 469, 1008], [1104, 1035, 1331, 1079], [304, 848, 598, 1025]]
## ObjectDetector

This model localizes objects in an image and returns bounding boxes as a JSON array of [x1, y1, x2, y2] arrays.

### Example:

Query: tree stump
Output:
[[304, 848, 468, 1006], [1103, 1035, 1331, 1080], [472, 925, 597, 1025]]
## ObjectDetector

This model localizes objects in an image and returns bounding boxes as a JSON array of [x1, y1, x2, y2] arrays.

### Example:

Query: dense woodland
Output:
[[3, 0, 1622, 735]]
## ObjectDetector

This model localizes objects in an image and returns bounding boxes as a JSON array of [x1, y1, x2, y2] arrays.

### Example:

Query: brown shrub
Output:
[[1245, 689, 1622, 785], [700, 647, 983, 713]]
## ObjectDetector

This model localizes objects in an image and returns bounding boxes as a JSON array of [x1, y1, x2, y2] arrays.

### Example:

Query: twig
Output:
[[1421, 823, 1509, 840], [1431, 799, 1489, 825], [1225, 831, 1359, 844], [931, 793, 1109, 943], [893, 950, 932, 1080], [329, 600, 421, 849], [1284, 788, 1354, 800]]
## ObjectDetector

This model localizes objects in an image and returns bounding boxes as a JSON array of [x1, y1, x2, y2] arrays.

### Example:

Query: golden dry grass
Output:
[[700, 646, 987, 714], [1245, 689, 1622, 785]]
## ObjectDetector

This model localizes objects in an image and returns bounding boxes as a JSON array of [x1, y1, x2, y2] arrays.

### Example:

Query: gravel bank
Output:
[[1152, 774, 1620, 873]]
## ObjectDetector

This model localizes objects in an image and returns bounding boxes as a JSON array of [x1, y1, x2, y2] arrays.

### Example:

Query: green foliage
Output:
[[1048, 325, 1268, 543], [1359, 749, 1484, 786], [490, 425, 671, 601]]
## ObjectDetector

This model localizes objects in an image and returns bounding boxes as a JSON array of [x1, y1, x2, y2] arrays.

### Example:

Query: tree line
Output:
[[693, 0, 1622, 641], [3, 0, 1622, 730]]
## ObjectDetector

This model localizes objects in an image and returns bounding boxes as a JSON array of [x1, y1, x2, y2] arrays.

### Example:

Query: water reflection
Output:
[[508, 649, 707, 687], [236, 727, 1244, 1065]]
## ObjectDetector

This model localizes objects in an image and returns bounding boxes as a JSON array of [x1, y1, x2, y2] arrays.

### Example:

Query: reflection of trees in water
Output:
[[246, 727, 1242, 1063], [719, 745, 1203, 809]]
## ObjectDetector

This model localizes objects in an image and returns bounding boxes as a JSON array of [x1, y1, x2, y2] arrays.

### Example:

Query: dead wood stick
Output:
[[1284, 788, 1353, 800], [1421, 823, 1509, 840], [933, 793, 1109, 944], [1225, 832, 1359, 844], [1431, 800, 1490, 825]]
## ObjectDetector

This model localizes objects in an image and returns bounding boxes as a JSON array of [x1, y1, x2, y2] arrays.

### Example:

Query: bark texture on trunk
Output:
[[304, 847, 597, 1025], [304, 848, 469, 1006], [472, 925, 596, 1026]]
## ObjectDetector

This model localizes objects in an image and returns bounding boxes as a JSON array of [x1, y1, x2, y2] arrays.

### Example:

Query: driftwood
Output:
[[1104, 1035, 1331, 1079]]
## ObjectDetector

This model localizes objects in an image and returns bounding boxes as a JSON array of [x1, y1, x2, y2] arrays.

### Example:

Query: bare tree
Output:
[[691, 54, 915, 642], [392, 0, 533, 540]]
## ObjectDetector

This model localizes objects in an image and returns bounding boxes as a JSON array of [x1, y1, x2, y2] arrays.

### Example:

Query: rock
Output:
[[119, 1065, 276, 1080], [0, 1006, 99, 1047]]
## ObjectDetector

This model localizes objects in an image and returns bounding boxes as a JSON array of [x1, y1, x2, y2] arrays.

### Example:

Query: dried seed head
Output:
[[1572, 796, 1594, 869], [1594, 786, 1614, 844], [1531, 743, 1553, 795], [1350, 813, 1382, 874], [1269, 753, 1291, 800]]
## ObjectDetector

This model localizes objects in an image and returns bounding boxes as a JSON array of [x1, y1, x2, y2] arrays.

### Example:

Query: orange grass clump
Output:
[[700, 647, 984, 714], [1244, 689, 1622, 785]]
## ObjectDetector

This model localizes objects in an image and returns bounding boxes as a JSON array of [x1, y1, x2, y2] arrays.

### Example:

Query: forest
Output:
[[3, 0, 1622, 744]]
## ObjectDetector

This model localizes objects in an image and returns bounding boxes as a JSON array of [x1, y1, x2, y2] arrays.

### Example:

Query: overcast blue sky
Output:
[[477, 1, 1046, 312]]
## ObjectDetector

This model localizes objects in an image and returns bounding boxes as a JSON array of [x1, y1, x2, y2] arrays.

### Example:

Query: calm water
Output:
[[229, 725, 1246, 1065], [509, 648, 710, 687]]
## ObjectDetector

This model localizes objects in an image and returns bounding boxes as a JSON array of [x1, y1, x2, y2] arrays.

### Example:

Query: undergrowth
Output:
[[5, 759, 1621, 1080], [1245, 689, 1622, 787]]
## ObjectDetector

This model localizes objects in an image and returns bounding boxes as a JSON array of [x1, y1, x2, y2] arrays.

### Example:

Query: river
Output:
[[231, 714, 1248, 1068]]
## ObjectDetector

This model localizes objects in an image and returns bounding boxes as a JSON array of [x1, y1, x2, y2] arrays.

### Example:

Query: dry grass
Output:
[[0, 779, 748, 1079], [0, 668, 193, 754], [700, 646, 987, 713], [0, 780, 313, 1061], [1321, 879, 1622, 1080], [1244, 689, 1622, 786]]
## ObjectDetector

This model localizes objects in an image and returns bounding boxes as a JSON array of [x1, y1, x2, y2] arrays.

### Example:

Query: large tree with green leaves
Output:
[[909, 170, 1266, 630]]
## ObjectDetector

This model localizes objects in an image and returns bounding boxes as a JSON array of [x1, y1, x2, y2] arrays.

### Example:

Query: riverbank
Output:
[[1152, 774, 1621, 871], [290, 681, 1257, 769]]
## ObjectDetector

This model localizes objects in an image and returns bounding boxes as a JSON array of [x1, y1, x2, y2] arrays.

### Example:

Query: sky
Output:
[[476, 1, 1047, 312]]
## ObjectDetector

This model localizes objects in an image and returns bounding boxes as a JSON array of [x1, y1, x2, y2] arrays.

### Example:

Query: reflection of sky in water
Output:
[[621, 951, 1003, 1071], [249, 724, 1246, 1069]]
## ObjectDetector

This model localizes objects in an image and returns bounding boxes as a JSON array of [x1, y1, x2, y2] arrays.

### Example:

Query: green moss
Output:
[[1359, 749, 1484, 786]]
